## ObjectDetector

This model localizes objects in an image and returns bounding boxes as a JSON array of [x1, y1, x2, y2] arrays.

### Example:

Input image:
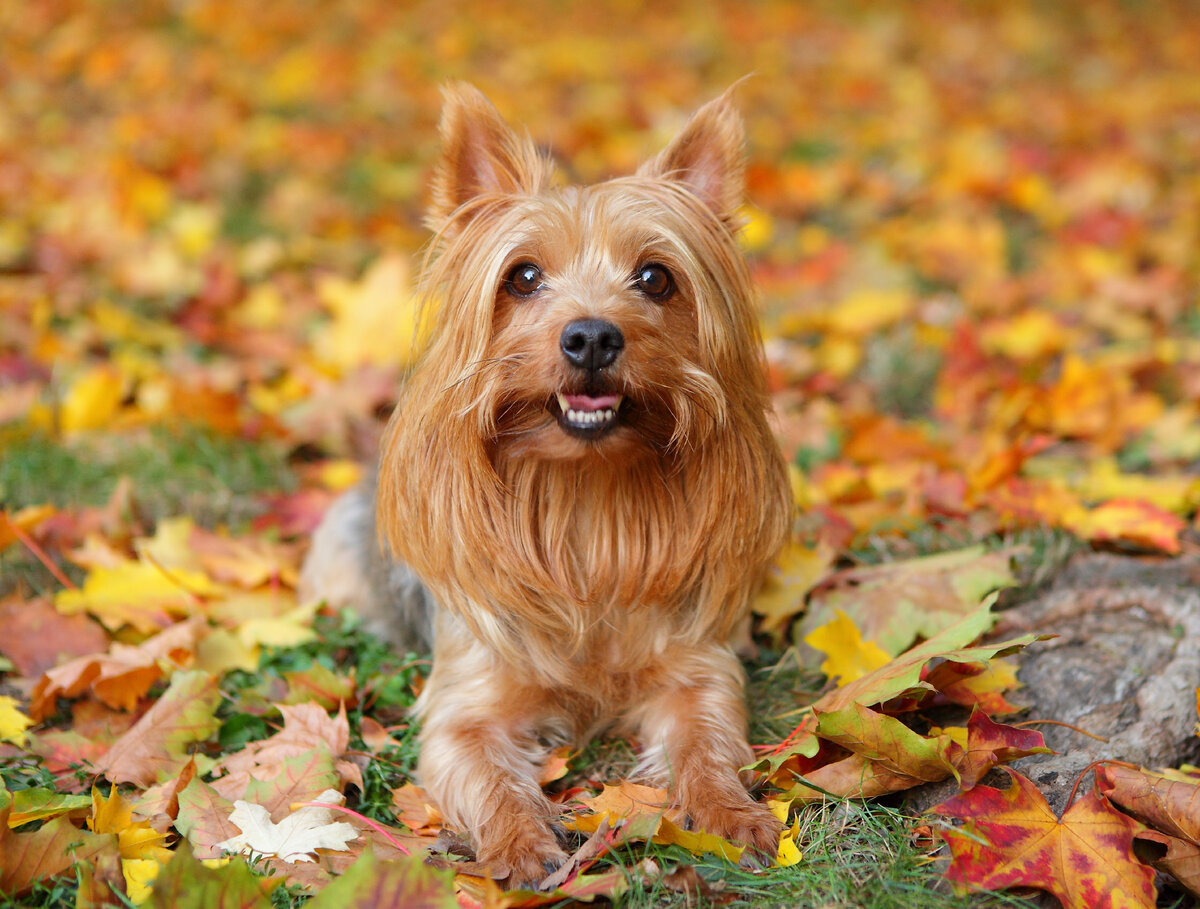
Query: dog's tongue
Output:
[[564, 394, 619, 412]]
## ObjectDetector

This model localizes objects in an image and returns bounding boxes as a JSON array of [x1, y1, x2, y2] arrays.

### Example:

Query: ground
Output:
[[1, 1, 1199, 907]]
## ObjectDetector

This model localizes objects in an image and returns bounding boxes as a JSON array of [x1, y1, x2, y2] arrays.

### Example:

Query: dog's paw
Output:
[[686, 795, 782, 868], [478, 826, 569, 891]]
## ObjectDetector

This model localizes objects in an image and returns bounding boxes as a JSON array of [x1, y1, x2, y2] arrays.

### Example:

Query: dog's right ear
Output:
[[429, 83, 548, 232]]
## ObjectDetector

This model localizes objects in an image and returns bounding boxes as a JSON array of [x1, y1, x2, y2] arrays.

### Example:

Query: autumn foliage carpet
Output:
[[2, 1, 1199, 907]]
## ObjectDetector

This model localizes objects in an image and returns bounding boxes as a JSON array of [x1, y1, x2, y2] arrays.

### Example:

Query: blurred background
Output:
[[1, 0, 1197, 549]]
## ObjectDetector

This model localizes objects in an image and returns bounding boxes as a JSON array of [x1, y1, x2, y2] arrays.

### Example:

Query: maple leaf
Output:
[[814, 702, 960, 785], [55, 557, 221, 633], [1068, 498, 1187, 554], [924, 658, 1023, 715], [0, 784, 115, 896], [932, 768, 1156, 909], [811, 602, 1049, 714], [802, 609, 892, 685], [0, 695, 33, 746], [569, 782, 745, 862], [1096, 763, 1200, 845], [89, 788, 174, 863], [1097, 764, 1200, 896], [144, 847, 271, 909], [240, 749, 342, 822], [7, 789, 92, 828], [751, 541, 834, 637], [95, 670, 222, 787], [314, 255, 428, 371], [949, 710, 1054, 789], [210, 702, 356, 802], [175, 778, 241, 860], [214, 789, 357, 863], [305, 850, 456, 909], [30, 616, 203, 721], [0, 593, 110, 679], [797, 545, 1019, 657]]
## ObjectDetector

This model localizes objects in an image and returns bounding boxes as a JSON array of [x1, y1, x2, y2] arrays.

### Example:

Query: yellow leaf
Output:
[[89, 789, 174, 863], [825, 289, 914, 336], [1067, 498, 1186, 554], [315, 460, 363, 492], [315, 255, 430, 370], [195, 628, 261, 675], [56, 559, 221, 632], [122, 858, 160, 905], [237, 600, 319, 649], [777, 832, 803, 866], [0, 695, 32, 746], [753, 542, 835, 636], [737, 204, 773, 251], [1073, 458, 1199, 514], [803, 610, 892, 686], [980, 310, 1072, 361], [60, 366, 126, 434]]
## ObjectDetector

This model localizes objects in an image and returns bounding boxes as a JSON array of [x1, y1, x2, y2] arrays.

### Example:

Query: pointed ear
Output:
[[639, 88, 746, 224], [428, 83, 548, 229]]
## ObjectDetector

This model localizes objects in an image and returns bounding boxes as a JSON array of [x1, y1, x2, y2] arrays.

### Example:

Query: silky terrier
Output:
[[301, 83, 791, 884]]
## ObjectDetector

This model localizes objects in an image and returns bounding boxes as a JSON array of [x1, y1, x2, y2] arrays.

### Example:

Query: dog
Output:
[[300, 83, 792, 884]]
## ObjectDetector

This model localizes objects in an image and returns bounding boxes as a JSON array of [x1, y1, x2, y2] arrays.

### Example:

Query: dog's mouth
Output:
[[552, 392, 624, 439]]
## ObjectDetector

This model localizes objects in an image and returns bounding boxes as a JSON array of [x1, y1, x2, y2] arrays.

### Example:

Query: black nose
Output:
[[560, 319, 624, 370]]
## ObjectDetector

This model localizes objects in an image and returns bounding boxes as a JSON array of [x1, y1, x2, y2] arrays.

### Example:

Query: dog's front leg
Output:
[[629, 643, 781, 865], [417, 637, 568, 886]]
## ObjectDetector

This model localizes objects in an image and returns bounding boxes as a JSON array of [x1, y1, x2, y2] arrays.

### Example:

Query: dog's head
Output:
[[410, 83, 768, 464]]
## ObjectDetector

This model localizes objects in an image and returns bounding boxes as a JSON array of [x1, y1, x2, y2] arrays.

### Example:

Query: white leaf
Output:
[[214, 788, 358, 863]]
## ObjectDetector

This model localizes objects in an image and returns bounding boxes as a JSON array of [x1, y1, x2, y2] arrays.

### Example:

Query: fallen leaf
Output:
[[0, 784, 116, 896], [803, 609, 892, 685], [798, 546, 1019, 656], [30, 617, 203, 721], [950, 709, 1054, 789], [0, 593, 110, 679], [144, 847, 270, 909], [0, 696, 32, 746], [215, 789, 358, 863], [95, 670, 221, 787], [7, 789, 92, 828], [305, 850, 456, 909], [752, 541, 835, 637], [932, 768, 1155, 909]]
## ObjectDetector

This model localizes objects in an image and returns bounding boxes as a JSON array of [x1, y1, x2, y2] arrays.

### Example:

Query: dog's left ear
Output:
[[640, 88, 746, 224]]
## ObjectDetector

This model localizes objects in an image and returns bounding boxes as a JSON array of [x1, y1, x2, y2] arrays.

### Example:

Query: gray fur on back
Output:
[[299, 473, 436, 653]]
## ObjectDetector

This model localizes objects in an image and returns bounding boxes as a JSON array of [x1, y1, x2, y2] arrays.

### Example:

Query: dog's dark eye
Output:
[[505, 263, 543, 297], [634, 263, 673, 301]]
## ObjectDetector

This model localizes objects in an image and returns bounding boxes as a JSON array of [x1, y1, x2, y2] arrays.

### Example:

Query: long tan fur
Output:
[[368, 83, 791, 883]]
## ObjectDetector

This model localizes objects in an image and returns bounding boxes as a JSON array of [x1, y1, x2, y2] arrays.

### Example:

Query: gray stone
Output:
[[910, 553, 1200, 817]]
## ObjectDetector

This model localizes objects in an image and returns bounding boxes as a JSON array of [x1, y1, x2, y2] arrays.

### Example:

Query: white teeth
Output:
[[557, 393, 570, 413], [612, 396, 623, 412], [564, 407, 616, 427]]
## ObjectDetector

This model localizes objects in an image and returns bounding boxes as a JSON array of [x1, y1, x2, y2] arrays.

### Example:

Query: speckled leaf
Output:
[[932, 768, 1155, 909]]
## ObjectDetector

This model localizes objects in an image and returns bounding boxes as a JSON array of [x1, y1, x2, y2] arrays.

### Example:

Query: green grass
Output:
[[0, 424, 293, 520], [0, 424, 294, 597], [579, 801, 1041, 909]]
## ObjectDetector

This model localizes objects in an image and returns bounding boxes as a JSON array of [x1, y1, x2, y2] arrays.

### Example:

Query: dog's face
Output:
[[414, 84, 765, 464]]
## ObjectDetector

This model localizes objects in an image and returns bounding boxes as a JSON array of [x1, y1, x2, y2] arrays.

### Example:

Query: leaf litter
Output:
[[1, 1, 1200, 907]]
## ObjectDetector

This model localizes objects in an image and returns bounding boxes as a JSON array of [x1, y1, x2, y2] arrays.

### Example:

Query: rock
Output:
[[911, 553, 1200, 818]]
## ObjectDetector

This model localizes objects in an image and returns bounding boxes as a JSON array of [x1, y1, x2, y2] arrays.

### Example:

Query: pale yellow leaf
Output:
[[214, 789, 358, 863]]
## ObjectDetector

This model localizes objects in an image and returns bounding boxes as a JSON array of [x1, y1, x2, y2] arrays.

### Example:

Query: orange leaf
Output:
[[933, 768, 1156, 909], [1068, 498, 1186, 554], [94, 670, 221, 787], [951, 710, 1053, 789]]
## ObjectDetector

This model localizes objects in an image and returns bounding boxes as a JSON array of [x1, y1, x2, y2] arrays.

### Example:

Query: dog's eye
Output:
[[505, 263, 544, 297], [634, 263, 673, 301]]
